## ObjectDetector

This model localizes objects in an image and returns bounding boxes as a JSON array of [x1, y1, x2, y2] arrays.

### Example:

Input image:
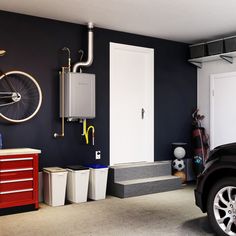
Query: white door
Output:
[[210, 72, 236, 149], [110, 43, 154, 165]]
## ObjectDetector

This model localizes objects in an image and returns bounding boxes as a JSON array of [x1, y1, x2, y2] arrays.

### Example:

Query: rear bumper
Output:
[[194, 189, 205, 212]]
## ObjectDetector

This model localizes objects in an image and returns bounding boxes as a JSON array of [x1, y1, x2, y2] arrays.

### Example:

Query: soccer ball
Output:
[[173, 147, 186, 159], [172, 159, 185, 171]]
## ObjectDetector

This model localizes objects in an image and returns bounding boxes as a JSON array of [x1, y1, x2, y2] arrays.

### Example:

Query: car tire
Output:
[[207, 177, 236, 236]]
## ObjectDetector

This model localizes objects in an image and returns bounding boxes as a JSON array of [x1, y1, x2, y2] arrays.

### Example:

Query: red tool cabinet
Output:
[[0, 148, 41, 209]]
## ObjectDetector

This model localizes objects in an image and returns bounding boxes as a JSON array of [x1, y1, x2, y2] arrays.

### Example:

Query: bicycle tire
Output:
[[0, 71, 42, 123]]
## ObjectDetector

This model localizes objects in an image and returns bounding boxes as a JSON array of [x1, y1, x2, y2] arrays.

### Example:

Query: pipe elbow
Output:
[[72, 23, 94, 73], [72, 57, 93, 72], [72, 64, 80, 73]]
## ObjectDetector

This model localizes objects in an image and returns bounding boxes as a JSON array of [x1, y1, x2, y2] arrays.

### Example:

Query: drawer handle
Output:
[[0, 168, 33, 173], [0, 188, 33, 194], [0, 157, 33, 162], [0, 178, 33, 184]]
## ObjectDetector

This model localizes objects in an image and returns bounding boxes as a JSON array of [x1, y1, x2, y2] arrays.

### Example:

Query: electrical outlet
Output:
[[95, 151, 101, 160]]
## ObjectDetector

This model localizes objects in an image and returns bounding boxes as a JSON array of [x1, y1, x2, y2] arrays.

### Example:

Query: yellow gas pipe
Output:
[[82, 119, 95, 145]]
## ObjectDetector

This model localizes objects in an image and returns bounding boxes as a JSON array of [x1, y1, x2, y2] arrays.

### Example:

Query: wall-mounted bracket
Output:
[[190, 61, 202, 69], [219, 55, 233, 64]]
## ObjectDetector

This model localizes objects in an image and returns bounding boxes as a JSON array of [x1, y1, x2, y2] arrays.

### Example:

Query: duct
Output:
[[73, 22, 94, 72]]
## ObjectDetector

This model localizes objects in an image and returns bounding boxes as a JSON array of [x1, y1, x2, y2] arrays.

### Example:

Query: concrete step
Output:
[[109, 161, 171, 182], [108, 175, 182, 198]]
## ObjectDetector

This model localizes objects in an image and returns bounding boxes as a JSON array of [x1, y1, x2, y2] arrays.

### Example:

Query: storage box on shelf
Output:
[[207, 39, 224, 56], [189, 36, 236, 68], [189, 43, 206, 59], [0, 148, 41, 209], [189, 44, 236, 68], [225, 36, 236, 53]]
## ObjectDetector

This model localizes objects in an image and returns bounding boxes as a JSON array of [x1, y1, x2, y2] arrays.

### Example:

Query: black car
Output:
[[195, 143, 236, 236]]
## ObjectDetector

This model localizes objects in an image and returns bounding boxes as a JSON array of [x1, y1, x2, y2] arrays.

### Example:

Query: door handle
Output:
[[141, 108, 145, 119]]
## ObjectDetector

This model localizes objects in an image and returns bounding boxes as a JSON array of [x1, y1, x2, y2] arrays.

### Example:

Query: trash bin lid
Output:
[[43, 167, 67, 173], [85, 164, 108, 169], [66, 165, 89, 170]]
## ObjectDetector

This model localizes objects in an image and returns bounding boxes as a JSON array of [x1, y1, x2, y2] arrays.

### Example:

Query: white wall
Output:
[[198, 60, 236, 135]]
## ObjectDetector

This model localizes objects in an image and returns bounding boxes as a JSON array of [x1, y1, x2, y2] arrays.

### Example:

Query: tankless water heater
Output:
[[60, 72, 95, 120]]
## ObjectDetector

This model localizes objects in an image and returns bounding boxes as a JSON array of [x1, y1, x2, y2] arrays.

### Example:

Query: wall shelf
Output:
[[188, 51, 236, 68]]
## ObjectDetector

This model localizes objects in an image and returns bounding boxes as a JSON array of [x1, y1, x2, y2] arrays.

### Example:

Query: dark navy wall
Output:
[[0, 11, 197, 169]]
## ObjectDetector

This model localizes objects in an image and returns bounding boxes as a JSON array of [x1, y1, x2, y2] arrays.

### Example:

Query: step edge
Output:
[[110, 161, 171, 170], [115, 175, 181, 185], [123, 185, 183, 198]]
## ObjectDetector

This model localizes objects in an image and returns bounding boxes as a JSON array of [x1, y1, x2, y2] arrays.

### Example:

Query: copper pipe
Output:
[[54, 67, 65, 138]]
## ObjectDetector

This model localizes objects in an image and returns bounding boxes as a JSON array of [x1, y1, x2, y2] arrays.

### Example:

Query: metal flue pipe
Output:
[[73, 22, 94, 72]]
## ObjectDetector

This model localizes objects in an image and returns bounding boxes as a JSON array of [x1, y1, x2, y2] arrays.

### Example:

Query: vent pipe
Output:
[[73, 22, 94, 72]]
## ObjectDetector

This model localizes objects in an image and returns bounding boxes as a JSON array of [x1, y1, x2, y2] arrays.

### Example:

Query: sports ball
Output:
[[172, 159, 185, 171], [173, 147, 186, 159]]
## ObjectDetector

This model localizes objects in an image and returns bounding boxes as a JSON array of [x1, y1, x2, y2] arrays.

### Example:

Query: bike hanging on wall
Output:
[[0, 50, 42, 123]]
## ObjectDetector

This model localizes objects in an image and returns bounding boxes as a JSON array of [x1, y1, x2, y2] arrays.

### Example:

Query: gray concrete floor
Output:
[[0, 185, 214, 236]]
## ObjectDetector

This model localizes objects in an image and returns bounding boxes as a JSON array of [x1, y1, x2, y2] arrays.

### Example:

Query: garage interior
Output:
[[0, 1, 236, 236]]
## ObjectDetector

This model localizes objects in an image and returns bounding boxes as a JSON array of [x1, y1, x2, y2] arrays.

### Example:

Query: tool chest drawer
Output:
[[0, 189, 34, 203], [0, 179, 33, 192], [0, 148, 40, 209], [0, 170, 33, 181], [0, 156, 34, 170]]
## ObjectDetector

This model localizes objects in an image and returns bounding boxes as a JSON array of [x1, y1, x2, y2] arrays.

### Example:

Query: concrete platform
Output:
[[108, 161, 182, 198]]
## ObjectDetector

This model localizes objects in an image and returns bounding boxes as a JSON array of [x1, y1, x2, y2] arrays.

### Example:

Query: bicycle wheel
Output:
[[0, 71, 42, 123]]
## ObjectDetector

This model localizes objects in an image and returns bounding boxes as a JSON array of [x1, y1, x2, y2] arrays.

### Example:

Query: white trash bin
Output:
[[38, 171, 44, 203], [86, 165, 108, 200], [43, 167, 68, 207], [66, 165, 90, 203]]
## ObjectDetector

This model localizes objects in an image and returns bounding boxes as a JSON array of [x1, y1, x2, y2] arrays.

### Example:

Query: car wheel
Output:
[[207, 177, 236, 236]]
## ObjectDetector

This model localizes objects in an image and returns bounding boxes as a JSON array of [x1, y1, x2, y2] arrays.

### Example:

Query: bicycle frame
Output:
[[0, 92, 21, 107]]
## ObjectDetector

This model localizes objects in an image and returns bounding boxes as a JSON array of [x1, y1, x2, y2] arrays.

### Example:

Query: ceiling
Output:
[[1, 0, 236, 43]]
